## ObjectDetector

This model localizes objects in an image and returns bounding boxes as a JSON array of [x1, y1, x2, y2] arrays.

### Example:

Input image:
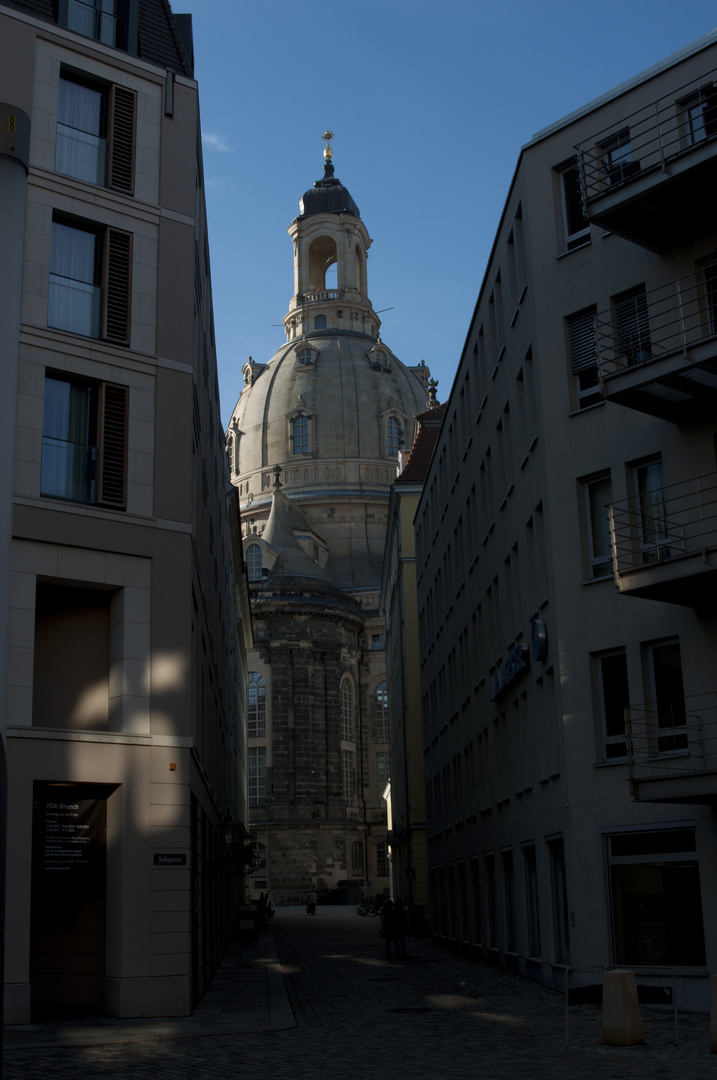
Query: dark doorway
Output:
[[30, 781, 114, 1017]]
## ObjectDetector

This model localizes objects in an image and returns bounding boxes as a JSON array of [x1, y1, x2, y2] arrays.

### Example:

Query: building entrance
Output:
[[30, 781, 113, 1016]]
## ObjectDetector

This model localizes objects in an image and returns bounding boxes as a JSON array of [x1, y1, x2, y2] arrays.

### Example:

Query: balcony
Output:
[[625, 693, 717, 804], [596, 270, 717, 422], [575, 68, 717, 250], [609, 473, 717, 605]]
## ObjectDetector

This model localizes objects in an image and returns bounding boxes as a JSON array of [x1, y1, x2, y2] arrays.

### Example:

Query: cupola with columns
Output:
[[284, 132, 380, 342]]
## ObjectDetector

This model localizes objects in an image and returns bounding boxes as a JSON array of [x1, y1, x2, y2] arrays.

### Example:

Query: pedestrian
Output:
[[381, 898, 395, 959], [306, 890, 317, 915], [265, 892, 276, 922], [393, 897, 408, 959]]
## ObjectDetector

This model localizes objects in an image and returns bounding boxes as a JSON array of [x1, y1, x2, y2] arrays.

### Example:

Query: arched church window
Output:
[[374, 680, 389, 742], [340, 675, 354, 740], [314, 315, 327, 330], [247, 672, 266, 737], [387, 416, 402, 456], [291, 414, 309, 455], [246, 543, 262, 582]]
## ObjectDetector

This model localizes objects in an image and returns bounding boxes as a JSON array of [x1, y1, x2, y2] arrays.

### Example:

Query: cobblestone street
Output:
[[4, 908, 715, 1079]]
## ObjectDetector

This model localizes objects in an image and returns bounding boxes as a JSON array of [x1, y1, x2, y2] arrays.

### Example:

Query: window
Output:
[[558, 159, 590, 250], [601, 128, 639, 186], [340, 675, 354, 740], [387, 416, 402, 457], [41, 372, 128, 508], [371, 633, 386, 651], [66, 0, 119, 46], [56, 74, 135, 192], [634, 457, 669, 562], [523, 846, 541, 957], [596, 649, 630, 759], [376, 751, 389, 798], [296, 348, 313, 365], [614, 286, 651, 366], [607, 829, 705, 965], [568, 308, 601, 409], [314, 315, 326, 330], [246, 543, 262, 582], [351, 840, 364, 876], [681, 84, 717, 146], [647, 639, 687, 753], [374, 680, 389, 742], [49, 218, 131, 344], [549, 838, 570, 963], [247, 672, 266, 738], [503, 849, 517, 952], [342, 748, 356, 804], [290, 414, 309, 455], [376, 841, 388, 878], [583, 471, 613, 578], [248, 746, 267, 807]]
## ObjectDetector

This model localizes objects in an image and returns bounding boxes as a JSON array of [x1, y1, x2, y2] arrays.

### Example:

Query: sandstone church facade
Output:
[[227, 140, 431, 903]]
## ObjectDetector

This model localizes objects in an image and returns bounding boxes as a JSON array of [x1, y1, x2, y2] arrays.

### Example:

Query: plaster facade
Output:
[[416, 32, 717, 1010]]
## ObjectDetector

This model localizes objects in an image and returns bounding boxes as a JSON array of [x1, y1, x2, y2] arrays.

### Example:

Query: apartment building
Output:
[[1, 0, 250, 1021], [415, 31, 717, 1010]]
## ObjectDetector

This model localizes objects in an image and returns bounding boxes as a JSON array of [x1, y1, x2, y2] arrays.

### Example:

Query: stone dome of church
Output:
[[226, 141, 433, 594]]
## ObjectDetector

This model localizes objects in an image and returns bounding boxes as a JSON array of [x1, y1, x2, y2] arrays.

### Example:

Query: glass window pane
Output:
[[56, 78, 106, 185], [611, 861, 705, 965]]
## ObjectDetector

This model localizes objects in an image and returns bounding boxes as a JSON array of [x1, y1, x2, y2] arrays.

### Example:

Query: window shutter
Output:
[[97, 382, 128, 508], [568, 310, 597, 373], [108, 86, 136, 193], [102, 228, 131, 344]]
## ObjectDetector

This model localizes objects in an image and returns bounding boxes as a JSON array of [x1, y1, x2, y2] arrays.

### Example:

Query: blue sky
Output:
[[178, 1, 717, 426]]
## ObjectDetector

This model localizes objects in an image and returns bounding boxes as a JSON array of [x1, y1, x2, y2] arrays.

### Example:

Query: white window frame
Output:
[[582, 470, 613, 579]]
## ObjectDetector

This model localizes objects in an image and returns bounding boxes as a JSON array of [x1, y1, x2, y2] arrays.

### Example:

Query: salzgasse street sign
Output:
[[153, 854, 187, 866]]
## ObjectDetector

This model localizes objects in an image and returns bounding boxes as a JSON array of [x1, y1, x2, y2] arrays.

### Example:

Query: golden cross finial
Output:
[[322, 130, 334, 161]]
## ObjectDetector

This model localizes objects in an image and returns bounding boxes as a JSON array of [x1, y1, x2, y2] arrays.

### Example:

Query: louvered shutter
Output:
[[107, 85, 136, 193], [97, 382, 128, 508], [568, 310, 597, 374], [614, 287, 650, 361], [102, 228, 131, 345]]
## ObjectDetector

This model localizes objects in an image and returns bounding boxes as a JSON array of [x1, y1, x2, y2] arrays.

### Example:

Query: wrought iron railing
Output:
[[575, 65, 717, 204], [609, 472, 717, 575], [596, 270, 717, 378]]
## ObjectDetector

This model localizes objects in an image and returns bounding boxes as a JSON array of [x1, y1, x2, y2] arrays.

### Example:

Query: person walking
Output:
[[306, 890, 317, 915]]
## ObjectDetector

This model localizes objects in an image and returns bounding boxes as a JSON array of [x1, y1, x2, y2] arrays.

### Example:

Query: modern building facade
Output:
[[415, 32, 717, 1010], [1, 0, 250, 1022], [380, 400, 444, 931], [227, 140, 431, 905]]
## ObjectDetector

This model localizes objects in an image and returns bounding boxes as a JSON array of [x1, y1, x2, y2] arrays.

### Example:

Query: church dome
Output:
[[298, 161, 360, 219]]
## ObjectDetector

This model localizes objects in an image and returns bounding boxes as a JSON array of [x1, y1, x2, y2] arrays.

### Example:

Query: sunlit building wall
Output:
[[1, 0, 249, 1022]]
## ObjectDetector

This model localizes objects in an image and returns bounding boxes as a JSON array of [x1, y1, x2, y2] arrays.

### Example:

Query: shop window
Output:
[[607, 829, 705, 965]]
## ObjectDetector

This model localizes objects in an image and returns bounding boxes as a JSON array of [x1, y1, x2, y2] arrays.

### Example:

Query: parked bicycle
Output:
[[356, 897, 383, 917]]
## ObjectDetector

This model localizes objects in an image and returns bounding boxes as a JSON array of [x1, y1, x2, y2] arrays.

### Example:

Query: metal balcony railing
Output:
[[624, 693, 717, 787], [575, 66, 717, 205], [595, 270, 717, 378], [303, 289, 341, 303], [609, 473, 717, 575]]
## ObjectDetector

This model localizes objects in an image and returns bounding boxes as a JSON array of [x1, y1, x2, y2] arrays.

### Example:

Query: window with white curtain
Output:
[[56, 74, 135, 192], [67, 0, 119, 47], [41, 372, 128, 507], [49, 217, 132, 344]]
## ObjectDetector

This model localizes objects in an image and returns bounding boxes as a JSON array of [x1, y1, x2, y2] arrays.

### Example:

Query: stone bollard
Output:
[[711, 973, 717, 1053], [602, 969, 645, 1046]]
